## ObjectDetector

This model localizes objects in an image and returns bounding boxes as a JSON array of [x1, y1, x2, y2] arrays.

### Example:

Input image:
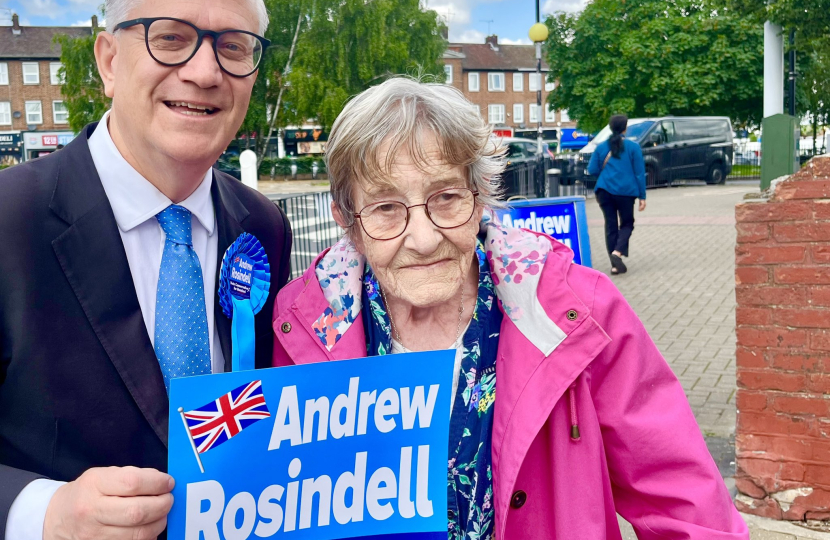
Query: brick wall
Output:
[[734, 155, 830, 522], [0, 60, 68, 131]]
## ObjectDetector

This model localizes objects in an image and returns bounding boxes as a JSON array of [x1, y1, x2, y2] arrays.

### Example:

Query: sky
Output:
[[0, 0, 588, 43]]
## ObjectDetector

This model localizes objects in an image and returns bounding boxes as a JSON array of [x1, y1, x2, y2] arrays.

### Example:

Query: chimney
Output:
[[91, 15, 99, 31], [485, 35, 498, 46], [12, 13, 21, 35]]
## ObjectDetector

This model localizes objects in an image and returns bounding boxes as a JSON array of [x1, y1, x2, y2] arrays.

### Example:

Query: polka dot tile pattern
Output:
[[154, 205, 211, 393]]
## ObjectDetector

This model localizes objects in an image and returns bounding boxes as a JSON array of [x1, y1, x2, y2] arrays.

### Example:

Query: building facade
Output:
[[0, 14, 94, 163], [442, 35, 577, 149]]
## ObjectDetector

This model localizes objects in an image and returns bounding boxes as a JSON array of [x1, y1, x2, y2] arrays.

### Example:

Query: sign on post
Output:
[[168, 351, 455, 540], [240, 149, 258, 191], [494, 196, 592, 267]]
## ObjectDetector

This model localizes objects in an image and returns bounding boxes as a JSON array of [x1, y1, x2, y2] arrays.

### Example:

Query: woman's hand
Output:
[[638, 199, 646, 212]]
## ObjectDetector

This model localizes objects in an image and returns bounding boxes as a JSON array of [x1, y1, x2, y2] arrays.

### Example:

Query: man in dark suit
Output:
[[0, 0, 291, 538]]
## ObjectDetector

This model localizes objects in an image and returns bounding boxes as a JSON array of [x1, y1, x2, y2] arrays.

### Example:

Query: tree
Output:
[[54, 27, 111, 133], [545, 0, 763, 133], [285, 0, 447, 130], [729, 0, 830, 47]]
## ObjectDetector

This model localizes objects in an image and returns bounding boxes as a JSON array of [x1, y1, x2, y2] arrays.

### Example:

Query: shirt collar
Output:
[[88, 110, 216, 236]]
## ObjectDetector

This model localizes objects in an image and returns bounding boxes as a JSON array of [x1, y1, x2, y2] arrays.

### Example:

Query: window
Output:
[[468, 72, 479, 92], [488, 104, 505, 124], [0, 102, 10, 125], [22, 63, 40, 85], [25, 101, 43, 124], [513, 73, 523, 92], [50, 62, 64, 85], [545, 79, 555, 92], [0, 63, 8, 85], [487, 72, 505, 92], [528, 73, 541, 92], [513, 104, 524, 124], [444, 65, 453, 84], [529, 104, 541, 123], [545, 103, 556, 123], [560, 109, 570, 122], [53, 101, 69, 124]]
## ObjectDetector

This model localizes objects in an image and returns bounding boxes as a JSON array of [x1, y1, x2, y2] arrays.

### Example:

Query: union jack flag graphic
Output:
[[182, 380, 270, 454]]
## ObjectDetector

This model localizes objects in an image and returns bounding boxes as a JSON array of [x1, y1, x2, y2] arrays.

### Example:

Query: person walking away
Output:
[[588, 114, 646, 274]]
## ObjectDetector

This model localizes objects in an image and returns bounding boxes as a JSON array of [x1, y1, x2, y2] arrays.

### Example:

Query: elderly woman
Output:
[[272, 78, 748, 540]]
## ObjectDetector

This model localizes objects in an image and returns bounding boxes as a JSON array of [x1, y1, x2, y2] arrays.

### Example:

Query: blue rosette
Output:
[[219, 233, 271, 372]]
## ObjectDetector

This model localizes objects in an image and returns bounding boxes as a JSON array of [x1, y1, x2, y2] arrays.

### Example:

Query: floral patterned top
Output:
[[361, 240, 502, 540]]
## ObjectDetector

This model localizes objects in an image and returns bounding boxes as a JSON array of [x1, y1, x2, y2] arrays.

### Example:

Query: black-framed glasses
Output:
[[354, 187, 479, 241], [113, 17, 270, 78]]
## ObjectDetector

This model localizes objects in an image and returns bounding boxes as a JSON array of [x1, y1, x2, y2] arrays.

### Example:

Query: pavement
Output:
[[263, 178, 829, 539]]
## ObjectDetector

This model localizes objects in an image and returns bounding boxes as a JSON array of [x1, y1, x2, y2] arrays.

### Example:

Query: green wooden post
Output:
[[760, 114, 799, 190]]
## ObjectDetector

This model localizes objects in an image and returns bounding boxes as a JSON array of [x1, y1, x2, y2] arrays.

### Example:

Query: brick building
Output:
[[442, 35, 576, 148], [0, 14, 94, 164]]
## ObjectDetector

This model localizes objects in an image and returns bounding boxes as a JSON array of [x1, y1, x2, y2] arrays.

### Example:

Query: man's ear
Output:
[[95, 32, 118, 99]]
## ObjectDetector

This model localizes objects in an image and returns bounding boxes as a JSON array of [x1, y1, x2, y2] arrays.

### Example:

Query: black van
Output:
[[578, 116, 733, 188]]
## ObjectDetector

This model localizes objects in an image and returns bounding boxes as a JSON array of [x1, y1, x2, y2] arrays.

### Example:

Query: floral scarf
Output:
[[361, 241, 502, 540]]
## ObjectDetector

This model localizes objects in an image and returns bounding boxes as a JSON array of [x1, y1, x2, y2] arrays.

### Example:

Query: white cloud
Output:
[[454, 28, 486, 43], [425, 0, 472, 25], [500, 37, 531, 45], [72, 18, 92, 26], [542, 0, 588, 14]]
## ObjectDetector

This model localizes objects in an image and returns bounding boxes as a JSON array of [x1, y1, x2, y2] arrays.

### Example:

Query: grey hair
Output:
[[326, 76, 506, 229], [105, 0, 269, 35]]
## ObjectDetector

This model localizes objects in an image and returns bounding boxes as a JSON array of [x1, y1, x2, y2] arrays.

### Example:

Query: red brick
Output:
[[737, 457, 785, 478], [735, 286, 807, 307], [775, 266, 830, 285], [800, 487, 830, 509], [812, 200, 830, 220], [805, 465, 830, 486], [769, 351, 825, 371], [736, 201, 812, 222], [774, 222, 830, 243], [807, 373, 830, 393], [736, 390, 768, 411], [736, 223, 770, 243], [736, 347, 767, 369], [773, 308, 830, 328], [811, 245, 830, 264], [737, 410, 810, 436], [737, 370, 808, 392], [771, 395, 830, 416], [736, 267, 770, 285], [737, 307, 773, 326], [777, 180, 830, 200], [735, 495, 783, 519], [736, 245, 806, 265], [737, 433, 816, 461], [735, 477, 767, 498], [736, 327, 807, 348], [806, 511, 830, 520], [780, 461, 807, 482], [810, 286, 830, 306]]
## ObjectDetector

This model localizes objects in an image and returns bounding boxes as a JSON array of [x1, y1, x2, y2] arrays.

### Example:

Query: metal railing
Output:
[[502, 157, 589, 199], [730, 146, 826, 181]]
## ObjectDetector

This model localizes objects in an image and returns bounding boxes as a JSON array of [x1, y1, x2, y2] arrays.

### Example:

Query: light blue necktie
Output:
[[154, 205, 211, 393]]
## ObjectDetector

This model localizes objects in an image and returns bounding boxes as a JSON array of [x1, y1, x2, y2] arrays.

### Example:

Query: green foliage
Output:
[[545, 0, 763, 133], [286, 0, 447, 129], [54, 28, 111, 133], [728, 0, 830, 46]]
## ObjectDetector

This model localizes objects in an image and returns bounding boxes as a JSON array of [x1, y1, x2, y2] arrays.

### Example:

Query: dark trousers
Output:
[[596, 188, 636, 258]]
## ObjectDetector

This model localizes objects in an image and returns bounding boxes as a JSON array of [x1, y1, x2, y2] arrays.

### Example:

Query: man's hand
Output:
[[43, 467, 174, 540], [639, 199, 647, 212]]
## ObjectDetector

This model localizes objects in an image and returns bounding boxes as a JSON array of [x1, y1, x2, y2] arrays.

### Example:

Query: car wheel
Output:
[[706, 162, 726, 185]]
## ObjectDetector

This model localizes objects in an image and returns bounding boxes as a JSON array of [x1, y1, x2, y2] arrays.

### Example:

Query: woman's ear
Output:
[[331, 201, 350, 230]]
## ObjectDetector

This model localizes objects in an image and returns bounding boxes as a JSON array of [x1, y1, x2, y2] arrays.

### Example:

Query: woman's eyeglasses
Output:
[[354, 187, 479, 241]]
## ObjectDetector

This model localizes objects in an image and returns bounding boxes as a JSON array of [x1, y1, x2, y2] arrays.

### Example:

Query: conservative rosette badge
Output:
[[218, 233, 270, 372]]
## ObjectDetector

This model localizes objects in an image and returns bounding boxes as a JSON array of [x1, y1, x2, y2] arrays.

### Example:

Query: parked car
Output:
[[578, 116, 733, 188], [215, 156, 242, 180], [501, 137, 555, 165]]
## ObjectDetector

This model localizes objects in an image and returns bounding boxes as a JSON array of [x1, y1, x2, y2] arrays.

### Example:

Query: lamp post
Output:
[[528, 22, 549, 157]]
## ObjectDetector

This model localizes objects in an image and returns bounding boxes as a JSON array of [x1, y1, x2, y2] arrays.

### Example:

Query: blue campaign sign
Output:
[[494, 196, 592, 267], [559, 128, 592, 150], [168, 352, 455, 540]]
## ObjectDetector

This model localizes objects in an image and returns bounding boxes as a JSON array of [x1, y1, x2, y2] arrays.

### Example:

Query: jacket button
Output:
[[510, 490, 527, 509], [566, 309, 578, 321], [281, 322, 292, 333], [447, 509, 456, 520]]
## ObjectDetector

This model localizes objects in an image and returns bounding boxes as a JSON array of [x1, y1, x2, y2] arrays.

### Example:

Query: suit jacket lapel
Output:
[[49, 125, 169, 446], [211, 174, 249, 372]]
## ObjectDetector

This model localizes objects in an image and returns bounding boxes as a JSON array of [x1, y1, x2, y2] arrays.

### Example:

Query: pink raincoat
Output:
[[272, 224, 749, 539]]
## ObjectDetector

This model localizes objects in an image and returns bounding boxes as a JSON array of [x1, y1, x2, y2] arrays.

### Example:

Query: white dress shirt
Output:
[[5, 111, 225, 540]]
